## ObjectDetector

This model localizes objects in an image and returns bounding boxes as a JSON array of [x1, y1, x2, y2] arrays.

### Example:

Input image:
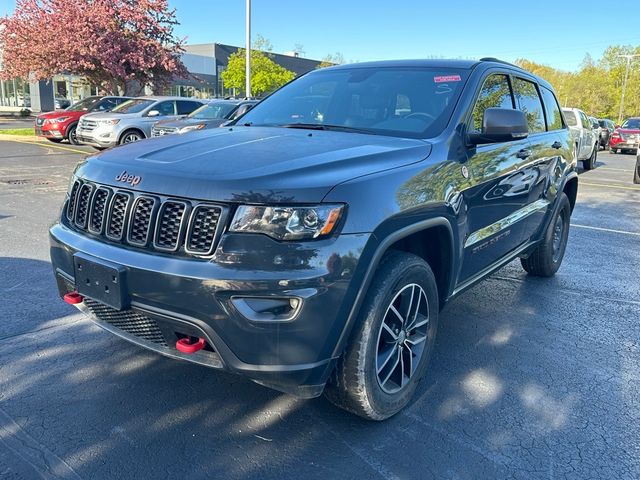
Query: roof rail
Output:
[[479, 57, 518, 67]]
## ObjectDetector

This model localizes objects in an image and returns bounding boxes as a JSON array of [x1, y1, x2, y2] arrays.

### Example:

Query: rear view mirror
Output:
[[147, 110, 160, 117], [468, 108, 529, 145]]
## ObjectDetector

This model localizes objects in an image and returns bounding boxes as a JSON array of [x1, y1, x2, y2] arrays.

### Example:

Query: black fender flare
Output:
[[330, 216, 455, 359]]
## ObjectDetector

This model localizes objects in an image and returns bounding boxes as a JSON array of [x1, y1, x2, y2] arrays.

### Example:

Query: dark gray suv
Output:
[[50, 58, 577, 420]]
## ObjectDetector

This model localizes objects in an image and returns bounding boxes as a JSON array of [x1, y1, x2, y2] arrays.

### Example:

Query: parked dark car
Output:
[[35, 96, 131, 145], [598, 118, 615, 148], [50, 58, 577, 420], [151, 99, 257, 137], [610, 117, 640, 154]]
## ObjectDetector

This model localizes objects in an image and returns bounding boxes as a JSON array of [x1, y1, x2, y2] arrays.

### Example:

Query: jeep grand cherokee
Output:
[[50, 58, 577, 420]]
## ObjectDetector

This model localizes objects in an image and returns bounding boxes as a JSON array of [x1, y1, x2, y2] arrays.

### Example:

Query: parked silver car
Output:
[[562, 107, 598, 170], [76, 96, 205, 149]]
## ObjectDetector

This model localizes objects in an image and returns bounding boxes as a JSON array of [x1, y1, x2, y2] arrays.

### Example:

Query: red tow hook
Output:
[[63, 292, 84, 305], [176, 337, 206, 354]]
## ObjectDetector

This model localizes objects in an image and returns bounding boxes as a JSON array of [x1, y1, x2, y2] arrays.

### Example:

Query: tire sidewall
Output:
[[357, 257, 439, 418], [66, 124, 78, 145]]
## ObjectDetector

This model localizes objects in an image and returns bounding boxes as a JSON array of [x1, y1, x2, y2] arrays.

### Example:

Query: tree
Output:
[[221, 48, 295, 97], [317, 52, 346, 69], [0, 0, 189, 95]]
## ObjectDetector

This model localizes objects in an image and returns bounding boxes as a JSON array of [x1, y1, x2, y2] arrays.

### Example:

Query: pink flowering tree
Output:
[[0, 0, 189, 95]]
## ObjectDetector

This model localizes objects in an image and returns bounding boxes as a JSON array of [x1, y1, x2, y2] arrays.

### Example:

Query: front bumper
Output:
[[50, 222, 370, 397], [36, 125, 65, 139], [76, 125, 119, 148]]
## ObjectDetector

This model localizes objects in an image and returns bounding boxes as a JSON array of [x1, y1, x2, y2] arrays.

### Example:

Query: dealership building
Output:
[[0, 43, 324, 113]]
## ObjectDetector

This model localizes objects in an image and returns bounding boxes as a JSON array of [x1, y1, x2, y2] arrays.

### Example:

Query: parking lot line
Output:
[[598, 167, 634, 173], [571, 223, 640, 236], [579, 182, 640, 191], [4, 137, 88, 155]]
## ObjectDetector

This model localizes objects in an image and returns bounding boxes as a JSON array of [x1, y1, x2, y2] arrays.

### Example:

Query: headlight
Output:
[[179, 124, 205, 134], [50, 116, 70, 123], [98, 119, 120, 125], [230, 204, 344, 240]]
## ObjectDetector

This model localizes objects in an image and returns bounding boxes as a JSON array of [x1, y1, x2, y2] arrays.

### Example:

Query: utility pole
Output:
[[245, 0, 251, 99], [617, 54, 640, 123]]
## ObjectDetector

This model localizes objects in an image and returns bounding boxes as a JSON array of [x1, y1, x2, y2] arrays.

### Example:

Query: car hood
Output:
[[75, 126, 432, 203], [82, 111, 140, 121], [154, 118, 225, 129], [37, 110, 83, 120]]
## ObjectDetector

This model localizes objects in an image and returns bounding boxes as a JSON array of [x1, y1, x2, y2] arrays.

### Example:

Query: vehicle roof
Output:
[[320, 58, 555, 90], [134, 96, 204, 101]]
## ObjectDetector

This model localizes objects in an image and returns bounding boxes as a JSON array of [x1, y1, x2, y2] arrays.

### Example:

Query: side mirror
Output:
[[468, 108, 529, 145], [147, 110, 160, 117]]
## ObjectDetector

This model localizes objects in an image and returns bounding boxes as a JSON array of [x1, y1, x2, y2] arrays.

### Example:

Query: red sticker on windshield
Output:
[[434, 75, 461, 83]]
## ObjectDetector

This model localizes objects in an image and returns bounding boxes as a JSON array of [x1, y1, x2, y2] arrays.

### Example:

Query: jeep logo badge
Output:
[[115, 170, 142, 187]]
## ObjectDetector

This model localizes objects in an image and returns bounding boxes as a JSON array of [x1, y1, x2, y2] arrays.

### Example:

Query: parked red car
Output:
[[34, 96, 130, 145], [610, 117, 640, 154]]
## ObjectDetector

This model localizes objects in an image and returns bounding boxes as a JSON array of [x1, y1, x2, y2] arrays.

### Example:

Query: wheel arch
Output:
[[331, 217, 456, 359], [563, 173, 578, 213], [118, 127, 146, 144]]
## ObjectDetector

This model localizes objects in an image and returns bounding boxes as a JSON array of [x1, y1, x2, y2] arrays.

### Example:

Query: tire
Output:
[[634, 159, 640, 184], [66, 124, 79, 145], [324, 251, 439, 420], [582, 144, 597, 170], [47, 138, 63, 143], [118, 130, 143, 145], [521, 193, 571, 277]]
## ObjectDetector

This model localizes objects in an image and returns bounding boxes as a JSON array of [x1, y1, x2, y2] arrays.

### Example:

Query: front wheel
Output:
[[521, 193, 571, 277], [66, 124, 79, 145], [119, 130, 143, 145], [324, 251, 439, 420]]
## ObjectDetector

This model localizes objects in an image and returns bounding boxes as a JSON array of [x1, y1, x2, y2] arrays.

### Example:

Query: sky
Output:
[[1, 0, 638, 72]]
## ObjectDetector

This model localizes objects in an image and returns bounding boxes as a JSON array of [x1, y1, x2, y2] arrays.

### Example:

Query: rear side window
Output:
[[540, 87, 564, 131], [563, 110, 577, 127], [471, 74, 514, 133], [512, 78, 545, 134], [177, 100, 201, 115]]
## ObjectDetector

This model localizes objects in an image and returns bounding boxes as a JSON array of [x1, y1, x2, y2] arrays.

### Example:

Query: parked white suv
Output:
[[76, 96, 205, 149], [562, 107, 598, 170]]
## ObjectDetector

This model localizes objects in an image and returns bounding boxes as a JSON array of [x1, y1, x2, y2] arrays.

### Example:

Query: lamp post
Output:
[[617, 54, 640, 123], [245, 0, 251, 99]]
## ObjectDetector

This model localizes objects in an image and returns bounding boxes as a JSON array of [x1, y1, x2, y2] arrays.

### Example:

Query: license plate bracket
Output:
[[73, 253, 128, 310]]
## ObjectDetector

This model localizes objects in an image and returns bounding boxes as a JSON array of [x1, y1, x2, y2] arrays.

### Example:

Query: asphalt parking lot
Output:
[[0, 139, 638, 480]]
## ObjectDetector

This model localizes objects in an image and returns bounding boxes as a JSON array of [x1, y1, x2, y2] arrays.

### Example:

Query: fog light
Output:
[[231, 296, 302, 322]]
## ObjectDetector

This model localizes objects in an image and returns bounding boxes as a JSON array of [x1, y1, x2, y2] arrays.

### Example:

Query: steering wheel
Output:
[[404, 112, 436, 122]]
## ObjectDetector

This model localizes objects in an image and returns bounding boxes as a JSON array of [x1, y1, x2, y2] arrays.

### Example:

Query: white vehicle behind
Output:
[[562, 107, 598, 170]]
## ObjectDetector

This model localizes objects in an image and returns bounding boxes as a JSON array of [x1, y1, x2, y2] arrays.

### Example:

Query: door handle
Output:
[[551, 141, 562, 149], [516, 149, 532, 159]]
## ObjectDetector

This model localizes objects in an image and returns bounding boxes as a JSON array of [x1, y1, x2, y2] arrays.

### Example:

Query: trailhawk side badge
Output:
[[115, 170, 142, 187]]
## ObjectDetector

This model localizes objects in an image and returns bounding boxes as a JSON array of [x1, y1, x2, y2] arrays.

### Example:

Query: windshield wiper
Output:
[[280, 123, 373, 134]]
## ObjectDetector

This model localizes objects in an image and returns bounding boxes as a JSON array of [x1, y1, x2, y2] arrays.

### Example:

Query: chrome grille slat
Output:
[[63, 180, 224, 257], [88, 187, 111, 234], [74, 183, 94, 228], [127, 196, 156, 246], [106, 192, 131, 240], [185, 205, 222, 255]]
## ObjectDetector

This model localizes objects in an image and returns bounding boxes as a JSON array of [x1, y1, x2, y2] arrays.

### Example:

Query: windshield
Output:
[[238, 67, 469, 138], [563, 110, 577, 127], [112, 99, 154, 114], [189, 102, 237, 120], [621, 118, 640, 129], [66, 97, 100, 112]]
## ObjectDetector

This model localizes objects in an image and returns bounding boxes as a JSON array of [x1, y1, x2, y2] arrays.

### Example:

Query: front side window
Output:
[[112, 99, 154, 114], [540, 87, 563, 131], [470, 74, 514, 133], [512, 78, 545, 134], [238, 67, 469, 138], [155, 101, 176, 116]]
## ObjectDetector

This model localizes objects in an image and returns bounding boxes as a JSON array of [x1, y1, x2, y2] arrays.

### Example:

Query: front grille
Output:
[[151, 126, 178, 137], [64, 180, 225, 257], [84, 298, 168, 346], [79, 119, 98, 131]]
